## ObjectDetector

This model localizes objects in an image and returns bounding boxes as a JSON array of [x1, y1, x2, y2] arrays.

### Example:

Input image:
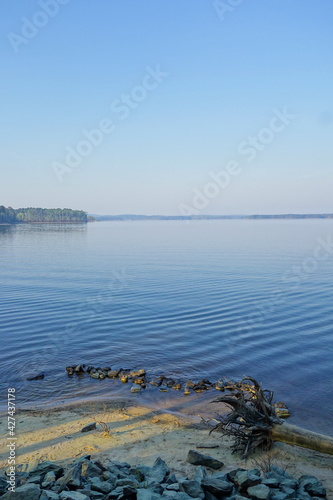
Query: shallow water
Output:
[[0, 220, 332, 435]]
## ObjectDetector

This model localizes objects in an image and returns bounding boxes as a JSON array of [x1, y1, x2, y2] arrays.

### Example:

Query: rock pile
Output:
[[0, 452, 327, 499], [64, 365, 290, 419]]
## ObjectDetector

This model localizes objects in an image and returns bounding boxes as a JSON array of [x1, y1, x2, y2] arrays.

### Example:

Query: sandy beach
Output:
[[1, 399, 332, 496]]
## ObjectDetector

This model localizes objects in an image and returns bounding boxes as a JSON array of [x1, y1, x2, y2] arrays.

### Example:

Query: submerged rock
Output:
[[26, 373, 45, 381], [131, 385, 142, 393]]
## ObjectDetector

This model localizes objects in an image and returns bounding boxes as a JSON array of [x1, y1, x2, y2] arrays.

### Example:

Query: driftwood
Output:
[[210, 376, 333, 458]]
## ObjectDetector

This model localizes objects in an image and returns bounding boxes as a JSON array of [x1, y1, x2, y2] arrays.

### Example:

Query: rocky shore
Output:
[[64, 365, 290, 419], [0, 451, 328, 499]]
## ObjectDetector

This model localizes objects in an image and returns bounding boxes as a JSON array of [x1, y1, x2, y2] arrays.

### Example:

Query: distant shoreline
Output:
[[91, 213, 333, 221]]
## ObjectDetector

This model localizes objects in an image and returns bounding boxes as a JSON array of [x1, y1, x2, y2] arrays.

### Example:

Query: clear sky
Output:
[[1, 0, 332, 215]]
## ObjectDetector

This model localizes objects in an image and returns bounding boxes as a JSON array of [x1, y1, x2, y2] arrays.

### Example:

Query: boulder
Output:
[[62, 463, 82, 488], [234, 470, 261, 490], [27, 460, 63, 479], [187, 450, 224, 470], [298, 475, 327, 497], [146, 457, 170, 485], [201, 477, 233, 496], [179, 479, 204, 499], [81, 460, 103, 478], [89, 476, 114, 494], [42, 471, 56, 488], [194, 466, 206, 482], [1, 483, 41, 499], [247, 483, 271, 499]]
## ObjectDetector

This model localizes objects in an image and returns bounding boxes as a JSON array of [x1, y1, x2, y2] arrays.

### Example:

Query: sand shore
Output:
[[0, 399, 332, 496]]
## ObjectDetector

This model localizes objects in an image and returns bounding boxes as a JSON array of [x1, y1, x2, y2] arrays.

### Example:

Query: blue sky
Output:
[[1, 0, 332, 215]]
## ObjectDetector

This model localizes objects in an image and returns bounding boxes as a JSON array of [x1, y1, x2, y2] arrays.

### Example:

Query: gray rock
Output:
[[103, 471, 117, 482], [163, 492, 178, 498], [194, 466, 206, 482], [81, 460, 103, 479], [227, 468, 247, 483], [280, 478, 297, 490], [27, 460, 63, 479], [247, 484, 271, 499], [0, 475, 7, 494], [130, 465, 151, 480], [107, 464, 128, 479], [173, 493, 198, 500], [212, 471, 228, 481], [42, 471, 56, 487], [1, 483, 41, 499], [270, 466, 293, 480], [279, 486, 296, 498], [59, 492, 90, 500], [166, 483, 180, 491], [202, 492, 218, 500], [137, 490, 164, 500], [88, 491, 105, 499], [146, 457, 170, 485], [262, 478, 279, 488], [179, 479, 204, 499], [62, 463, 82, 489], [165, 473, 178, 485], [115, 477, 139, 488], [234, 470, 261, 490], [298, 475, 327, 497], [81, 423, 96, 433], [107, 486, 124, 498], [117, 486, 138, 499], [187, 450, 224, 470], [296, 486, 313, 500], [40, 491, 60, 500], [269, 493, 289, 500], [148, 483, 164, 495], [26, 475, 42, 484], [89, 476, 114, 493], [201, 477, 233, 496]]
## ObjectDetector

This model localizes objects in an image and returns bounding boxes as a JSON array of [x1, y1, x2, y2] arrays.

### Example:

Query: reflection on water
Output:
[[0, 220, 332, 436]]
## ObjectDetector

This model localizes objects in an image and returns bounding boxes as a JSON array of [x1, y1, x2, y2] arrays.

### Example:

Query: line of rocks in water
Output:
[[0, 451, 327, 499], [65, 365, 290, 418]]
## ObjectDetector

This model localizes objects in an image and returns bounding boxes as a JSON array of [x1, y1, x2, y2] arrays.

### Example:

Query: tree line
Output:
[[0, 206, 88, 224]]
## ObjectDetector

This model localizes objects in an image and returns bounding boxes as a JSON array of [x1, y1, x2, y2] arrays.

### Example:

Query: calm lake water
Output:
[[0, 220, 332, 435]]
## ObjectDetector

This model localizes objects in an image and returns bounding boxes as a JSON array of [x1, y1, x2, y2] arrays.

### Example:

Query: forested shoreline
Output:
[[0, 206, 88, 224]]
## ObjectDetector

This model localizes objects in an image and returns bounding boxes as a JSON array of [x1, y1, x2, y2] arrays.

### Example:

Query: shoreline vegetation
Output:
[[0, 206, 90, 224]]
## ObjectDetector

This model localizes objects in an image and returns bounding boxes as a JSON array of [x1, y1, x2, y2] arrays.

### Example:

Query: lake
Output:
[[0, 220, 332, 435]]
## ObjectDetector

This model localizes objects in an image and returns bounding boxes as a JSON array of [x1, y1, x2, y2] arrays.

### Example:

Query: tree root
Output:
[[210, 376, 333, 458]]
